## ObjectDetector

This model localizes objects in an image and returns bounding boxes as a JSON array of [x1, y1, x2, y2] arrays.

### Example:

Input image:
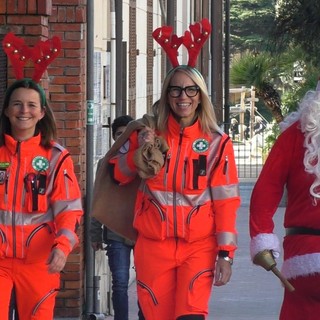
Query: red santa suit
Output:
[[250, 87, 320, 320]]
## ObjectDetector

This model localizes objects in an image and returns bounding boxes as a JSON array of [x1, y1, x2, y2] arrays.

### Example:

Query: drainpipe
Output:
[[115, 0, 124, 117], [211, 0, 223, 126], [85, 0, 101, 319], [166, 0, 175, 73], [110, 1, 116, 122], [224, 0, 230, 133], [85, 2, 108, 318]]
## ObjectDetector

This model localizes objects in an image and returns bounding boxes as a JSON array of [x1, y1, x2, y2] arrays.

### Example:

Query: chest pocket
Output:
[[185, 155, 208, 190], [24, 171, 48, 213]]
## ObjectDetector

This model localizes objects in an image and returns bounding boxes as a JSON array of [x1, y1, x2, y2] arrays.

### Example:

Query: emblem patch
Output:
[[0, 170, 6, 184], [32, 156, 50, 171], [192, 139, 209, 153]]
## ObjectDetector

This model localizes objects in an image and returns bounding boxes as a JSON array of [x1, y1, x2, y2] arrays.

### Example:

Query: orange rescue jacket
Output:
[[0, 134, 83, 261], [109, 115, 239, 255]]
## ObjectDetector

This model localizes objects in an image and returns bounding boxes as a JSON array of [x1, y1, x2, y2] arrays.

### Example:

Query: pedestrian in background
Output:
[[90, 115, 144, 320], [250, 81, 320, 319]]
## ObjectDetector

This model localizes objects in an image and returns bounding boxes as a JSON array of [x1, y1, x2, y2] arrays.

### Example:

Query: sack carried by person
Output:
[[91, 115, 168, 242]]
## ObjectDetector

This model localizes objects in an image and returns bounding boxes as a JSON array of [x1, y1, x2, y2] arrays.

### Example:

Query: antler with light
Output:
[[152, 18, 211, 68], [183, 18, 212, 67], [2, 32, 61, 83], [31, 36, 61, 82], [3, 33, 32, 80], [152, 25, 183, 68]]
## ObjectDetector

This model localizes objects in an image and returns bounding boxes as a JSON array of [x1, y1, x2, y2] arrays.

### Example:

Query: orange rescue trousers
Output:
[[134, 235, 217, 320], [0, 258, 60, 320]]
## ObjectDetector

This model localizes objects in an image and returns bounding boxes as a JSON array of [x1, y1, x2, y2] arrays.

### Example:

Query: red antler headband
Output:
[[152, 18, 211, 68], [2, 32, 61, 83]]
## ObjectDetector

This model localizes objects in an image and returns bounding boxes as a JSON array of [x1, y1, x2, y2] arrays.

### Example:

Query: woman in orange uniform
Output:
[[0, 78, 83, 318], [108, 63, 240, 319]]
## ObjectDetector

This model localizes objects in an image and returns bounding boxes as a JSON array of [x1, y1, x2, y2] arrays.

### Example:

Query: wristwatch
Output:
[[221, 256, 233, 265], [218, 250, 233, 265]]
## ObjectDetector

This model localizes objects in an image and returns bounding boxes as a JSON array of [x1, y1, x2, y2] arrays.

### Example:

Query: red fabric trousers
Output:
[[134, 235, 217, 320], [0, 258, 60, 320], [280, 274, 320, 320]]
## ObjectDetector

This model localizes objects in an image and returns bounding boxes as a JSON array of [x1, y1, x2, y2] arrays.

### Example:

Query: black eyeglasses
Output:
[[167, 85, 200, 98]]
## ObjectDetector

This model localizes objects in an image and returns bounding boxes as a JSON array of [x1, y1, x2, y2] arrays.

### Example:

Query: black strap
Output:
[[286, 227, 320, 236]]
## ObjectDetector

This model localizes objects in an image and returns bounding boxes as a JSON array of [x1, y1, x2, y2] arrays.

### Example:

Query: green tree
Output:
[[230, 52, 283, 123], [273, 0, 320, 67], [230, 0, 276, 54]]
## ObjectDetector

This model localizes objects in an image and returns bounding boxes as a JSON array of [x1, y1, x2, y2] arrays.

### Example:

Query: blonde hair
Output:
[[152, 66, 219, 134]]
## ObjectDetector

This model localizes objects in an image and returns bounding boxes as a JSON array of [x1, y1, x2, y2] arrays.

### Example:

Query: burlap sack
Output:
[[91, 115, 164, 242]]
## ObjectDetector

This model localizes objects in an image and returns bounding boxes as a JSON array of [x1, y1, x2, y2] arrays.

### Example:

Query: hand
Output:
[[214, 258, 232, 286], [91, 241, 104, 251], [138, 127, 155, 146], [46, 248, 67, 274]]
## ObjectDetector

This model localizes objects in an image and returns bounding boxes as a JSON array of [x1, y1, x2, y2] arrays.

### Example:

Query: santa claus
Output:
[[250, 80, 320, 319]]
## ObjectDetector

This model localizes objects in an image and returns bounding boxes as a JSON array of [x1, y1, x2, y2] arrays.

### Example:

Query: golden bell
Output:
[[253, 250, 295, 292], [253, 249, 277, 271]]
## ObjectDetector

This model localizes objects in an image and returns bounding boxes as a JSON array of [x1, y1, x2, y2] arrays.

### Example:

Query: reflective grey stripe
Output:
[[210, 183, 239, 200], [140, 184, 212, 206], [139, 183, 239, 207], [52, 198, 83, 218], [57, 228, 78, 248], [0, 209, 54, 225], [46, 145, 67, 195], [117, 154, 136, 178], [207, 133, 223, 172], [217, 231, 238, 246]]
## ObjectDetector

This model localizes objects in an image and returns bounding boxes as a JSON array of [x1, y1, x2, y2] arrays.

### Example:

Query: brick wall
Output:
[[0, 0, 86, 318]]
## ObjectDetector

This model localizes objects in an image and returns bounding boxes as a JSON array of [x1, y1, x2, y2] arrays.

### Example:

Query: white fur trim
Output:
[[282, 253, 320, 279], [250, 233, 281, 260]]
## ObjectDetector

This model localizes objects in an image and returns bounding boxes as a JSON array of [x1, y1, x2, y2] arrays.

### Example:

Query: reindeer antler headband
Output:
[[2, 32, 61, 83], [152, 18, 211, 68]]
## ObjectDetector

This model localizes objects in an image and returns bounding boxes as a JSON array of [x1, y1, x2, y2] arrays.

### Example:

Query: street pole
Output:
[[211, 0, 223, 126], [166, 0, 175, 73], [115, 0, 124, 117], [85, 0, 95, 316], [224, 0, 230, 134]]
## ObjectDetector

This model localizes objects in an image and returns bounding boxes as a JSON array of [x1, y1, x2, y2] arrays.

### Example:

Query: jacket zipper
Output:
[[12, 142, 21, 258], [189, 268, 214, 290], [186, 205, 201, 224], [63, 169, 71, 199], [137, 280, 158, 305], [172, 129, 184, 238], [32, 289, 59, 316], [182, 158, 187, 189], [26, 223, 52, 247], [4, 172, 9, 205], [149, 199, 165, 221], [164, 153, 171, 187], [223, 155, 229, 184]]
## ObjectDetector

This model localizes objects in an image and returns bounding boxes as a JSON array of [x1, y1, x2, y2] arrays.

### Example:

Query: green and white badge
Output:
[[32, 156, 49, 171], [192, 139, 209, 153]]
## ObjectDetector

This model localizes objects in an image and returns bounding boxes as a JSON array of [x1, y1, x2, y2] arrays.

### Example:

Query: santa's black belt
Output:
[[286, 227, 320, 236]]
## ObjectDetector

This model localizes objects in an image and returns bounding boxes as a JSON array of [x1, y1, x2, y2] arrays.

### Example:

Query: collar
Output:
[[4, 133, 42, 154], [167, 113, 203, 138]]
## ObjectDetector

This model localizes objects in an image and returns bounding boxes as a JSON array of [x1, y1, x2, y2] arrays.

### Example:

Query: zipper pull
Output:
[[223, 156, 228, 175]]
